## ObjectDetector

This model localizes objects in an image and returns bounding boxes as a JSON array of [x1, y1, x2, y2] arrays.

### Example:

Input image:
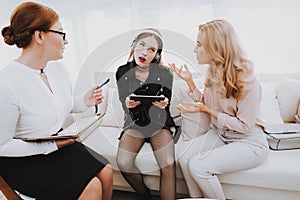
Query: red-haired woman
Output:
[[0, 2, 112, 199]]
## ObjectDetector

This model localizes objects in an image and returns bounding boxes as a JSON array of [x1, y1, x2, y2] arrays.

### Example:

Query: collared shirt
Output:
[[188, 71, 265, 134]]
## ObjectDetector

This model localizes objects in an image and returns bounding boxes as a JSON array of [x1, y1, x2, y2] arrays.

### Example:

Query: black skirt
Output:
[[0, 142, 109, 200], [119, 120, 173, 143]]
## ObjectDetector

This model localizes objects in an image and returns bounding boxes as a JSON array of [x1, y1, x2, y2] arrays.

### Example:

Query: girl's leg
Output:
[[116, 129, 151, 199], [149, 129, 176, 200], [189, 141, 269, 199]]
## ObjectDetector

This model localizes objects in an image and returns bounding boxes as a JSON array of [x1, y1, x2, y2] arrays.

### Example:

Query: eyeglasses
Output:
[[42, 29, 66, 40]]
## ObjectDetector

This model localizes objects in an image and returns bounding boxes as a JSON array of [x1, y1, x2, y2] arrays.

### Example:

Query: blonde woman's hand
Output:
[[125, 96, 141, 108], [177, 102, 206, 113], [84, 85, 103, 107], [177, 102, 218, 118], [169, 63, 193, 82], [153, 97, 169, 109], [169, 63, 197, 92]]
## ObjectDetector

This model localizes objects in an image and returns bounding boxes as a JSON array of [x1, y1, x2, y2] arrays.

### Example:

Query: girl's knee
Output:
[[116, 156, 133, 172]]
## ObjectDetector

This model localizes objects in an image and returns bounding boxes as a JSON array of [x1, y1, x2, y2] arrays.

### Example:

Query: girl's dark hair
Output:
[[1, 1, 59, 48]]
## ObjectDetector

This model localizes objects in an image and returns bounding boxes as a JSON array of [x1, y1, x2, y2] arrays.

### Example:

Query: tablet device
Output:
[[14, 113, 105, 142], [129, 94, 165, 103]]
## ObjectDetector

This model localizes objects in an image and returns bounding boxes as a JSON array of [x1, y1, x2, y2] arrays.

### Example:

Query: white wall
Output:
[[1, 0, 300, 84]]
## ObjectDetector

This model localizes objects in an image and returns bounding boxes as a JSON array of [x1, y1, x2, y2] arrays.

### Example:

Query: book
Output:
[[264, 123, 300, 134], [14, 113, 105, 142]]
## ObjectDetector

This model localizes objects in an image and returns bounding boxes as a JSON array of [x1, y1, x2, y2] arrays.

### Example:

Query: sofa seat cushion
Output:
[[219, 149, 300, 192], [84, 126, 300, 193]]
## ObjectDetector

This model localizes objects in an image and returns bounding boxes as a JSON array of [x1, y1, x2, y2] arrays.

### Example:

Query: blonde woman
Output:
[[170, 19, 269, 199]]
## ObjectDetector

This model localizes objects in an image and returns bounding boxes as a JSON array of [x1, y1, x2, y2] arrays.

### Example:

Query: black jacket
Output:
[[116, 61, 175, 130]]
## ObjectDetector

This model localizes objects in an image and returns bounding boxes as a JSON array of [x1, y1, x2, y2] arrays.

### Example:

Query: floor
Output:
[[112, 190, 189, 200], [112, 190, 160, 200]]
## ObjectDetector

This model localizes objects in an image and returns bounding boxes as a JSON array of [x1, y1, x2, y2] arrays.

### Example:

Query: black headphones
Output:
[[131, 29, 163, 63], [153, 49, 162, 63]]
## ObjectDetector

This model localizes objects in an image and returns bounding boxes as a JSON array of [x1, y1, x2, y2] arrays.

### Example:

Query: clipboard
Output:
[[14, 113, 105, 142]]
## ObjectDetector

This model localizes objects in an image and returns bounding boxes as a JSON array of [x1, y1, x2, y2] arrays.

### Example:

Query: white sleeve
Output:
[[72, 93, 88, 113], [0, 80, 58, 157], [56, 62, 88, 113]]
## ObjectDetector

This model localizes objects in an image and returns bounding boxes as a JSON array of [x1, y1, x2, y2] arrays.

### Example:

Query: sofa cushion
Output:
[[296, 100, 300, 123], [180, 112, 210, 140], [83, 125, 300, 194], [171, 77, 210, 140], [277, 78, 300, 122], [260, 82, 284, 125], [100, 87, 124, 128], [170, 77, 203, 117], [219, 149, 300, 192]]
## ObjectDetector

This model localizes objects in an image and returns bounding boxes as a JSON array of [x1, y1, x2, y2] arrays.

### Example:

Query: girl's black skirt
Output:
[[0, 142, 109, 200]]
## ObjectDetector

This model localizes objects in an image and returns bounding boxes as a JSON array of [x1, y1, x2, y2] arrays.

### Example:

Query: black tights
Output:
[[116, 129, 176, 200]]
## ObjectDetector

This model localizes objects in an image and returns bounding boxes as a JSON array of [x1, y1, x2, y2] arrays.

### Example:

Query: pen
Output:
[[97, 78, 110, 89], [95, 78, 110, 114]]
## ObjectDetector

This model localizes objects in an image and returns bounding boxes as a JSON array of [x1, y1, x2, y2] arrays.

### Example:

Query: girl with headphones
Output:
[[115, 28, 176, 200]]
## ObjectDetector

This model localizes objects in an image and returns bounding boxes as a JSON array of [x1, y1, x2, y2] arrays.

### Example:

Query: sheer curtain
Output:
[[1, 0, 299, 84]]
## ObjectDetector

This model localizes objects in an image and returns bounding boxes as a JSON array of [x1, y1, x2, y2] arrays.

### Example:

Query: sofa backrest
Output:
[[257, 73, 300, 123], [74, 65, 300, 125]]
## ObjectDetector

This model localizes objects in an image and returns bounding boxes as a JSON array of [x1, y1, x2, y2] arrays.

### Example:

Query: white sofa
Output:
[[71, 69, 300, 200], [5, 71, 300, 200]]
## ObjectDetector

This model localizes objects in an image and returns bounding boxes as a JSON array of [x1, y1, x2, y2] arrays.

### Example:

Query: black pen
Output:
[[95, 78, 110, 114], [97, 78, 110, 89]]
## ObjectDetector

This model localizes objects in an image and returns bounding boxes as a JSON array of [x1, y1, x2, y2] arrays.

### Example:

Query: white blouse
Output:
[[0, 61, 87, 157]]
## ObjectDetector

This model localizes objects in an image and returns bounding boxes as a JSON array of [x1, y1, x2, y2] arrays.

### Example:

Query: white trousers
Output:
[[177, 128, 269, 199]]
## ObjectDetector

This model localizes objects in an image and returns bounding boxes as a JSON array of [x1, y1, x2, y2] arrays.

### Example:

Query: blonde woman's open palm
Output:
[[169, 63, 192, 82]]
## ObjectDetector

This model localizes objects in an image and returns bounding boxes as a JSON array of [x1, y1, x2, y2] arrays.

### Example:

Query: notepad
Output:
[[264, 123, 300, 134], [14, 113, 105, 142]]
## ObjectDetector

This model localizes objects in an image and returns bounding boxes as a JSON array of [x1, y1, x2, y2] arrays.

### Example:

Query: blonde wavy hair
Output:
[[199, 19, 252, 100]]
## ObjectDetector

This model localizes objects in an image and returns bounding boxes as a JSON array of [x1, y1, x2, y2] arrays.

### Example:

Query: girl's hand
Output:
[[84, 85, 103, 107], [153, 97, 169, 109], [125, 96, 141, 108], [55, 138, 76, 149], [169, 63, 193, 82]]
